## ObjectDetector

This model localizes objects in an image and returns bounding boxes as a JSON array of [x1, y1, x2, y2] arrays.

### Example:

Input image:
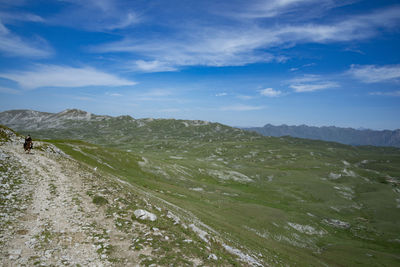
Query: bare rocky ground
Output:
[[0, 129, 246, 266]]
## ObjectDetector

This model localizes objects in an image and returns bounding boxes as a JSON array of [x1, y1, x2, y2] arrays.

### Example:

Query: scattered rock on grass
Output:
[[134, 209, 157, 221]]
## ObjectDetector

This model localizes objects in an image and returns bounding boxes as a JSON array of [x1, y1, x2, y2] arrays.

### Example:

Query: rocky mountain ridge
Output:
[[0, 109, 113, 130], [244, 123, 400, 147], [0, 109, 251, 149], [0, 109, 214, 131]]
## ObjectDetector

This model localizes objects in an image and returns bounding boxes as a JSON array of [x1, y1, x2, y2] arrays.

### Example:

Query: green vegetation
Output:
[[0, 125, 18, 142], [92, 195, 109, 206], [4, 115, 400, 266]]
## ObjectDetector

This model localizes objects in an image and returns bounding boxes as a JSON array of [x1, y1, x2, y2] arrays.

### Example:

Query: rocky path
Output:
[[0, 136, 161, 266]]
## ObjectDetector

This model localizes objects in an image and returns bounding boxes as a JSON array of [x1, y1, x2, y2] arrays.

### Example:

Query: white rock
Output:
[[189, 224, 209, 243], [134, 209, 157, 221], [208, 254, 218, 260]]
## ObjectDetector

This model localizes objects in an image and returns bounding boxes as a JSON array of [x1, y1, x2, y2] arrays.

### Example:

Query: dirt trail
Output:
[[0, 141, 143, 266]]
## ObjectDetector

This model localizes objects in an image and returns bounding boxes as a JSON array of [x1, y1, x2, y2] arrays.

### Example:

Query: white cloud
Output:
[[221, 104, 265, 111], [290, 82, 338, 92], [348, 64, 400, 83], [92, 30, 278, 68], [260, 87, 282, 97], [0, 22, 52, 58], [135, 89, 180, 101], [141, 89, 172, 97], [92, 6, 400, 69], [0, 11, 45, 23], [0, 64, 136, 90], [289, 75, 338, 92], [216, 92, 228, 97], [134, 60, 177, 72], [289, 74, 321, 83], [106, 92, 123, 97], [236, 95, 254, 100], [49, 0, 140, 31], [234, 0, 327, 19], [369, 91, 400, 97]]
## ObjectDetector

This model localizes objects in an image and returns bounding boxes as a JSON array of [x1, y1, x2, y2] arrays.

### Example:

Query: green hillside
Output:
[[28, 118, 400, 266]]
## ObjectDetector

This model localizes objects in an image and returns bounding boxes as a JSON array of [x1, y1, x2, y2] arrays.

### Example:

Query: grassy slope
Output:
[[39, 121, 400, 266]]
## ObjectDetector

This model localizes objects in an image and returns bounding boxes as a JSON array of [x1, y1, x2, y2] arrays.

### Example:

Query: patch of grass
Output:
[[48, 183, 57, 196], [92, 195, 108, 206]]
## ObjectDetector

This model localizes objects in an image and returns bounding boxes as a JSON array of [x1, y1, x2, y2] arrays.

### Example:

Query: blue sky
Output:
[[0, 0, 400, 129]]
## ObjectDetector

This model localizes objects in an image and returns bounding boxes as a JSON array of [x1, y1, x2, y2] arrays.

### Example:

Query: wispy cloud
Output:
[[91, 29, 278, 68], [91, 6, 400, 69], [369, 91, 400, 97], [140, 89, 172, 97], [0, 11, 45, 23], [135, 89, 180, 102], [221, 104, 265, 111], [289, 75, 338, 92], [348, 64, 400, 83], [48, 0, 140, 31], [236, 95, 254, 100], [133, 60, 177, 73], [106, 92, 123, 97], [0, 64, 136, 90], [290, 63, 316, 72], [229, 0, 336, 19], [259, 87, 282, 97], [216, 92, 228, 97], [0, 22, 52, 58], [290, 82, 338, 92]]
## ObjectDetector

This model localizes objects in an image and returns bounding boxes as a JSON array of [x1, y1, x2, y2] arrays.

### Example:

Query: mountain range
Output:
[[1, 109, 400, 266], [244, 124, 400, 148]]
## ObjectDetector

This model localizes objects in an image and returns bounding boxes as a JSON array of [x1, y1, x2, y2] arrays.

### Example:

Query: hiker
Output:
[[24, 134, 33, 153]]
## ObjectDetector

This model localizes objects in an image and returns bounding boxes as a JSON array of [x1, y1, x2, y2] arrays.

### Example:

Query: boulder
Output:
[[134, 209, 157, 221]]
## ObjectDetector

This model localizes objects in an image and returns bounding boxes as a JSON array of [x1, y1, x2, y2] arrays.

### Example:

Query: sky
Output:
[[0, 0, 400, 130]]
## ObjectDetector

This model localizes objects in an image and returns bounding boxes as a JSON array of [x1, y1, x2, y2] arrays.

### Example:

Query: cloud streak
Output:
[[0, 22, 52, 58], [48, 0, 140, 31], [348, 64, 400, 83], [91, 6, 400, 69], [289, 75, 339, 92], [228, 0, 338, 19], [369, 91, 400, 97], [0, 64, 136, 90], [260, 88, 282, 97]]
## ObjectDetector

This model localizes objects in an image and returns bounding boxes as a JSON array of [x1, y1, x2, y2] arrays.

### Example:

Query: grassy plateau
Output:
[[5, 111, 400, 266]]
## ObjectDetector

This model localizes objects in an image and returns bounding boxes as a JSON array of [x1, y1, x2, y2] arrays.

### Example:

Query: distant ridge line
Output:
[[243, 124, 400, 148]]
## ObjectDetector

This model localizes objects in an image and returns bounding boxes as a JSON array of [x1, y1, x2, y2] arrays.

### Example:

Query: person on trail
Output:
[[24, 134, 33, 153]]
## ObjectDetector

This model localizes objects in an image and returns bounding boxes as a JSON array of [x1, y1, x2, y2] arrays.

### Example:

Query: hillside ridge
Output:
[[244, 123, 400, 147], [0, 126, 262, 266]]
